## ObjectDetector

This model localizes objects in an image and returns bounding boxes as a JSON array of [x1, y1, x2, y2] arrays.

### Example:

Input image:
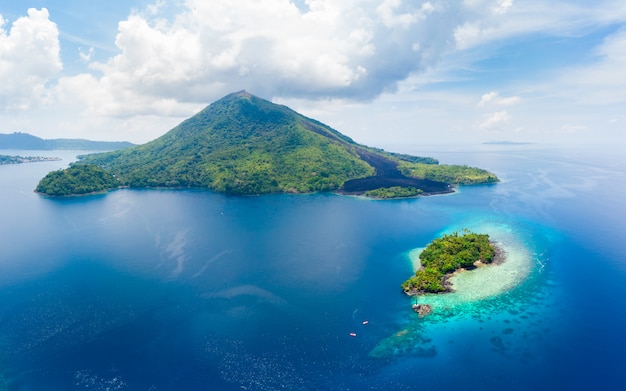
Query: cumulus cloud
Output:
[[478, 91, 521, 107], [58, 0, 468, 117], [3, 1, 626, 144], [454, 0, 516, 50], [478, 110, 511, 130], [0, 8, 61, 111], [377, 0, 435, 29]]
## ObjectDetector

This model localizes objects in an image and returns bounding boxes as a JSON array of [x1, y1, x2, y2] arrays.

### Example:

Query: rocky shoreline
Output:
[[338, 148, 453, 196], [441, 240, 506, 291], [412, 303, 432, 317]]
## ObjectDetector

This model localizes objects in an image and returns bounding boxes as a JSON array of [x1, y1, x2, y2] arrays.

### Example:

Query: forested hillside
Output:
[[36, 91, 499, 197], [0, 132, 134, 151]]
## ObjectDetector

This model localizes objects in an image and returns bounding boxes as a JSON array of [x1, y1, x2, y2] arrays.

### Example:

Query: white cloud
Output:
[[0, 8, 61, 111], [376, 0, 434, 29], [2, 1, 626, 145], [455, 1, 626, 50], [79, 46, 94, 62], [554, 29, 626, 104], [54, 0, 462, 118], [478, 91, 521, 107], [560, 124, 586, 132], [492, 0, 514, 16], [478, 110, 511, 130]]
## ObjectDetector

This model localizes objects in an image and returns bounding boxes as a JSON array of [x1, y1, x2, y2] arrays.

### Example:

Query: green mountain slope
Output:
[[35, 91, 498, 196]]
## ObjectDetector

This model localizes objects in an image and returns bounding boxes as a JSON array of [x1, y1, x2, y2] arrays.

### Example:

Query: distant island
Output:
[[0, 154, 61, 165], [402, 231, 499, 295], [482, 141, 535, 145], [0, 132, 135, 151], [35, 91, 499, 197]]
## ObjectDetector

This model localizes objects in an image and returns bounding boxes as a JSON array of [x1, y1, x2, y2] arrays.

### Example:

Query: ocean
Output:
[[0, 144, 624, 390]]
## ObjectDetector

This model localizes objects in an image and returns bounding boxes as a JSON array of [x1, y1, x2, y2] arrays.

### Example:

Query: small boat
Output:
[[349, 332, 357, 337], [362, 320, 369, 325]]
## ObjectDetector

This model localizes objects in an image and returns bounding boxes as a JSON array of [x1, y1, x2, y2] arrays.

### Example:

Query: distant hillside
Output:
[[0, 132, 134, 151], [36, 91, 498, 197], [0, 154, 61, 165]]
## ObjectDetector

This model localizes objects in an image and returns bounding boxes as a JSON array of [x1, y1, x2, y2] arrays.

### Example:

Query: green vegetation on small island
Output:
[[35, 91, 499, 197], [35, 164, 119, 196], [402, 231, 496, 294], [365, 186, 422, 199], [398, 162, 499, 185]]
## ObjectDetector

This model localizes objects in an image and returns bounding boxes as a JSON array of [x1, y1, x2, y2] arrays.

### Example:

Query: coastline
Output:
[[442, 240, 506, 292], [406, 224, 532, 307], [404, 240, 505, 297], [371, 225, 533, 358]]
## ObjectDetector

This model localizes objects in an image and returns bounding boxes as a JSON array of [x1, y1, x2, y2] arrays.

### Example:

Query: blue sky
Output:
[[1, 1, 625, 147]]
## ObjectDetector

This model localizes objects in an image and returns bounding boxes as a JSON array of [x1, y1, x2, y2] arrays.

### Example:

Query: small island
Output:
[[402, 230, 499, 296]]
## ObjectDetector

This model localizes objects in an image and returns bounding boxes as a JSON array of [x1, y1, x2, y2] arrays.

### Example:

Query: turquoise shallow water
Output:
[[0, 145, 625, 390], [409, 221, 534, 306]]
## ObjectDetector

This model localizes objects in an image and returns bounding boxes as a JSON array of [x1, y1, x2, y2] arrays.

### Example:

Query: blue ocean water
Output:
[[0, 145, 625, 390]]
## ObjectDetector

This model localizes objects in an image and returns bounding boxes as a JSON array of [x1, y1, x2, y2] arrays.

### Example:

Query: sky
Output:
[[1, 0, 625, 148]]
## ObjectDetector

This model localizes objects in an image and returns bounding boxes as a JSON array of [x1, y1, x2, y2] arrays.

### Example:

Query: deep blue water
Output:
[[1, 145, 625, 390]]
